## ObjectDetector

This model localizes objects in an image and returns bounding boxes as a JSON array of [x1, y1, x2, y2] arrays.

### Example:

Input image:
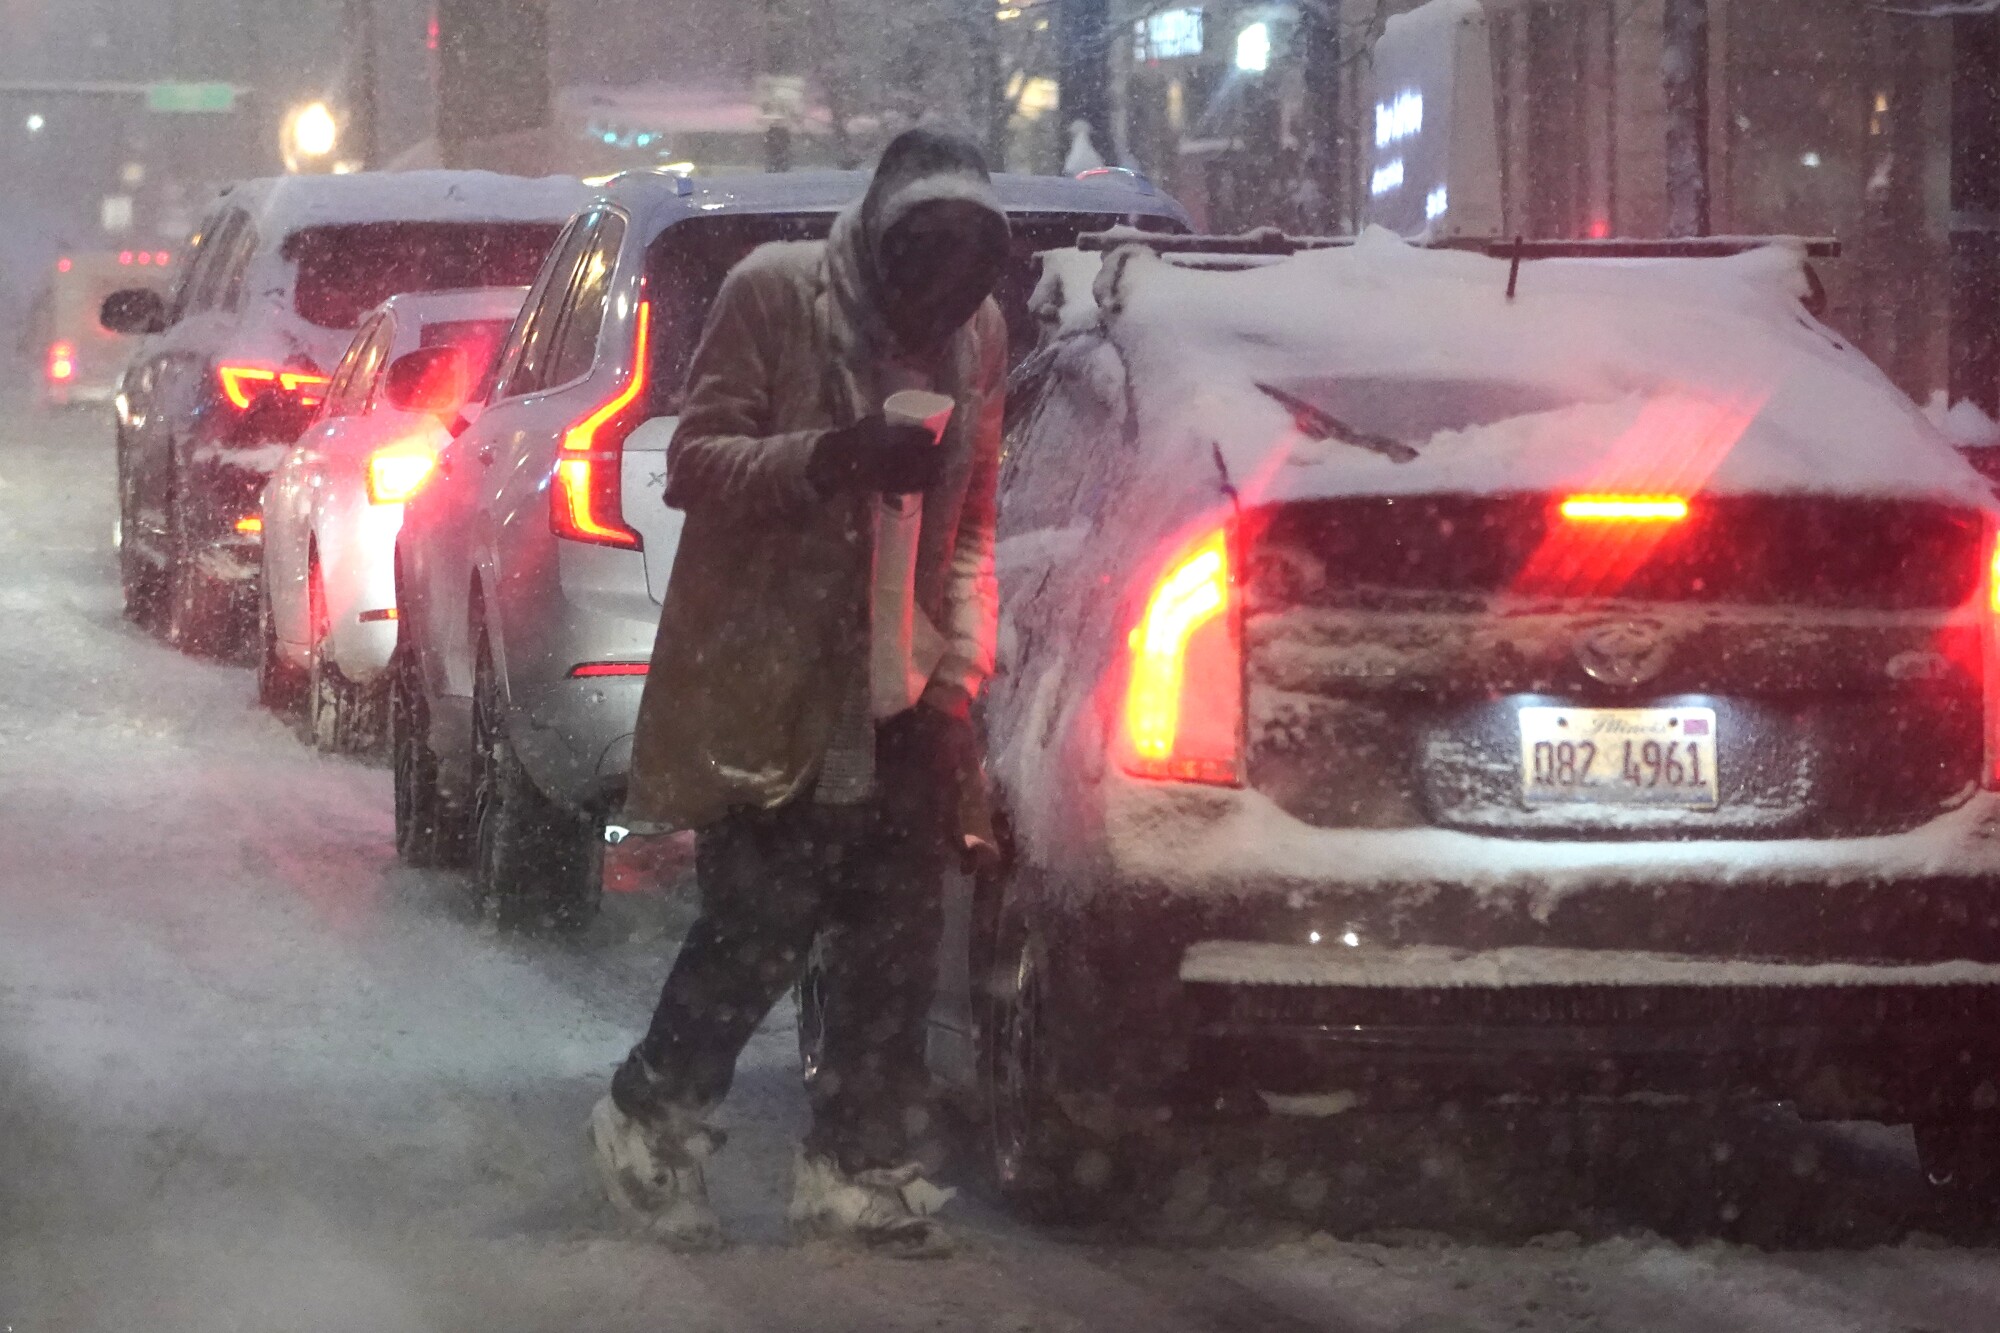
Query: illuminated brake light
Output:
[[568, 662, 650, 678], [218, 365, 330, 410], [552, 301, 650, 550], [47, 342, 76, 383], [1560, 494, 1689, 523], [366, 445, 436, 505], [1120, 529, 1243, 786], [235, 515, 263, 535]]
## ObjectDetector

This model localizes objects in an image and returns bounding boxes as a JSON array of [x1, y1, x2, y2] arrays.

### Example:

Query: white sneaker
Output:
[[588, 1095, 725, 1250], [787, 1149, 957, 1258]]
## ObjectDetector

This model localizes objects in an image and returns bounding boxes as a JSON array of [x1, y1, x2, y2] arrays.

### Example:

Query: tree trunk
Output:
[[1662, 0, 1710, 237], [1950, 14, 2000, 415], [1056, 0, 1113, 169], [1297, 0, 1344, 234]]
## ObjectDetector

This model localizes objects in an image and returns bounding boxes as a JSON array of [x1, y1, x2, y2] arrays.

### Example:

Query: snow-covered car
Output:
[[934, 230, 2000, 1213], [257, 286, 527, 753], [392, 168, 1189, 932], [101, 170, 587, 658]]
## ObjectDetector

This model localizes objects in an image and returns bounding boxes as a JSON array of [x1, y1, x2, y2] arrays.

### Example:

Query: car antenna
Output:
[[1506, 235, 1524, 301]]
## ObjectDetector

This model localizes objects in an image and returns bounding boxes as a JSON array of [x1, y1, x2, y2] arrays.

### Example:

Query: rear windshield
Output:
[[285, 223, 563, 330], [420, 318, 514, 382], [646, 209, 1181, 412]]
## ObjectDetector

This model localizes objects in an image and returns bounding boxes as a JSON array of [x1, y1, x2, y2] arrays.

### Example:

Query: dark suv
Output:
[[103, 171, 585, 656]]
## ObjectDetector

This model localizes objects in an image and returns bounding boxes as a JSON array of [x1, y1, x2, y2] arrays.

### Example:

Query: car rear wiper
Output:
[[1256, 382, 1418, 463]]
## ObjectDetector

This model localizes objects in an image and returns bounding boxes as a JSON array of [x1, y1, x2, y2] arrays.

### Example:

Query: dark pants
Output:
[[613, 709, 951, 1173]]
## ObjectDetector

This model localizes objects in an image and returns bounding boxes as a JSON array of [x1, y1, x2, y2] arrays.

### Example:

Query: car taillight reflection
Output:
[[46, 342, 75, 383], [366, 444, 437, 506], [1119, 527, 1243, 786], [218, 365, 329, 410], [551, 300, 649, 550], [1988, 533, 2000, 786]]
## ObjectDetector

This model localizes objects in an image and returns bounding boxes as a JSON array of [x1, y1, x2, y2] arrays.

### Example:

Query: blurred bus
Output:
[[35, 249, 177, 408]]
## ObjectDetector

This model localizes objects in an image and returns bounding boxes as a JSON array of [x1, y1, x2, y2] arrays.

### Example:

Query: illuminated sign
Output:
[[1235, 21, 1271, 72], [1375, 91, 1424, 148], [1135, 8, 1204, 61], [1361, 0, 1502, 240]]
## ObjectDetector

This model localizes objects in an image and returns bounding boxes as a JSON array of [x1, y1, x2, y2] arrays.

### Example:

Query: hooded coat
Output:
[[624, 135, 1008, 836]]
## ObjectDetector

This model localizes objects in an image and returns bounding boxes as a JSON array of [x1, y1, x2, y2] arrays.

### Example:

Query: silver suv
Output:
[[391, 168, 1188, 930]]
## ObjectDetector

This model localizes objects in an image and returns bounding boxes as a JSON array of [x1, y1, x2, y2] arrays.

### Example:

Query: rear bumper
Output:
[[1027, 782, 2000, 1119]]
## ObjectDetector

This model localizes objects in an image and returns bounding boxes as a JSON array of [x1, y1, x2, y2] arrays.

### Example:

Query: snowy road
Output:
[[3, 397, 1998, 1331]]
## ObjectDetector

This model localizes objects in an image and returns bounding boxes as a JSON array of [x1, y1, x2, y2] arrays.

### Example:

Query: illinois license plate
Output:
[[1519, 706, 1719, 809]]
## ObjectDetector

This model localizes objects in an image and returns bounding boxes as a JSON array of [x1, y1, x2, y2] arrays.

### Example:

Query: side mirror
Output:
[[385, 346, 471, 416], [100, 288, 169, 336], [232, 389, 318, 445]]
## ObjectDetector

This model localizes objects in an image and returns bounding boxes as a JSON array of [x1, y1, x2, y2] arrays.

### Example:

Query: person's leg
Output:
[[804, 710, 951, 1172], [613, 803, 825, 1124]]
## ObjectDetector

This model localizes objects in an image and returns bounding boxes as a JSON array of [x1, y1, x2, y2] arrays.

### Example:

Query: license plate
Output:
[[1519, 706, 1719, 808]]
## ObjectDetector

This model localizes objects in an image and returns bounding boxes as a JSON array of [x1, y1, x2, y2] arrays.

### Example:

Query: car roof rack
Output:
[[1075, 229, 1841, 260]]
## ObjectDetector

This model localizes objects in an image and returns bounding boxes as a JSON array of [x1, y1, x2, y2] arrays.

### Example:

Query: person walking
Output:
[[590, 129, 1010, 1258]]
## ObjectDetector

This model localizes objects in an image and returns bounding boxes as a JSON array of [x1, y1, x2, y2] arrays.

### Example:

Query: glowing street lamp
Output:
[[283, 101, 341, 172]]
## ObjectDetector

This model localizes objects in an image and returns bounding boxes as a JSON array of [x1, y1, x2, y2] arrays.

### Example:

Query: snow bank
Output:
[[1086, 229, 1989, 511], [1923, 390, 2000, 449]]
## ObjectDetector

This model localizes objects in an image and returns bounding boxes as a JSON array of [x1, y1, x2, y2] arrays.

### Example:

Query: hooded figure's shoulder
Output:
[[727, 239, 829, 290]]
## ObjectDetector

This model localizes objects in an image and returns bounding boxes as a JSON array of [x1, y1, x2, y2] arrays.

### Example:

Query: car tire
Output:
[[981, 899, 1123, 1222], [164, 488, 248, 660], [391, 642, 470, 869], [256, 579, 306, 715], [117, 474, 164, 629], [302, 555, 378, 754], [795, 932, 831, 1085], [471, 633, 601, 934], [1915, 1118, 2000, 1205]]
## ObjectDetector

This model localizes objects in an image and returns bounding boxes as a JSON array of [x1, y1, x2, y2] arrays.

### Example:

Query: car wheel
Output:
[[256, 579, 306, 715], [471, 633, 601, 934], [117, 475, 163, 629], [303, 556, 362, 753], [164, 490, 247, 660], [391, 642, 469, 869], [982, 903, 1120, 1222], [795, 932, 831, 1085], [1915, 1118, 2000, 1204]]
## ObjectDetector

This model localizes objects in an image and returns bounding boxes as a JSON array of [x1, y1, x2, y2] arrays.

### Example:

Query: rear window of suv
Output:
[[285, 222, 563, 330], [645, 209, 1181, 413]]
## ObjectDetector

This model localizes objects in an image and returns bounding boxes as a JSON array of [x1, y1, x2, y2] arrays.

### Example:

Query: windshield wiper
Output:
[[1256, 382, 1419, 463]]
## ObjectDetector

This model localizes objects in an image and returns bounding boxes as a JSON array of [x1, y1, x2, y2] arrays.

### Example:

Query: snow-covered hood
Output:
[[1093, 229, 1992, 513]]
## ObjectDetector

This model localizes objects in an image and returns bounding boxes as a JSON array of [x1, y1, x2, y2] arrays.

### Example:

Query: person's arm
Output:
[[924, 305, 1005, 716], [664, 259, 825, 519]]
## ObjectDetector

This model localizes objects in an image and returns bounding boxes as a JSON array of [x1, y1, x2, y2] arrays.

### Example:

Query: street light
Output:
[[283, 101, 340, 172], [25, 112, 46, 133]]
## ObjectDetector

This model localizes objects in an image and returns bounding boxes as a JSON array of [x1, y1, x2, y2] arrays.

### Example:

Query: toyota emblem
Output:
[[1575, 620, 1671, 688]]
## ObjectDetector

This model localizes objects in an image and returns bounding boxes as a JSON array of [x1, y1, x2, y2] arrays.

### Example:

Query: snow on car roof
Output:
[[220, 170, 591, 231], [1085, 227, 1990, 511], [606, 168, 1190, 230]]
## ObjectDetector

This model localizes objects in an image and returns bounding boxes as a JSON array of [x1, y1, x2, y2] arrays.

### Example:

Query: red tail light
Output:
[[1559, 494, 1689, 523], [1987, 534, 2000, 787], [1119, 528, 1244, 785], [551, 300, 649, 550], [218, 365, 329, 410], [568, 662, 649, 678], [46, 342, 75, 383]]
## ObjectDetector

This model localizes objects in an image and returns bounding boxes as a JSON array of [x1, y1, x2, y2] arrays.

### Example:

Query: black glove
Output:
[[806, 415, 942, 497]]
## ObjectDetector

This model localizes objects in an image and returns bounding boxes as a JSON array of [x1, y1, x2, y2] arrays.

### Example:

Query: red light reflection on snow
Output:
[[1511, 393, 1763, 599]]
